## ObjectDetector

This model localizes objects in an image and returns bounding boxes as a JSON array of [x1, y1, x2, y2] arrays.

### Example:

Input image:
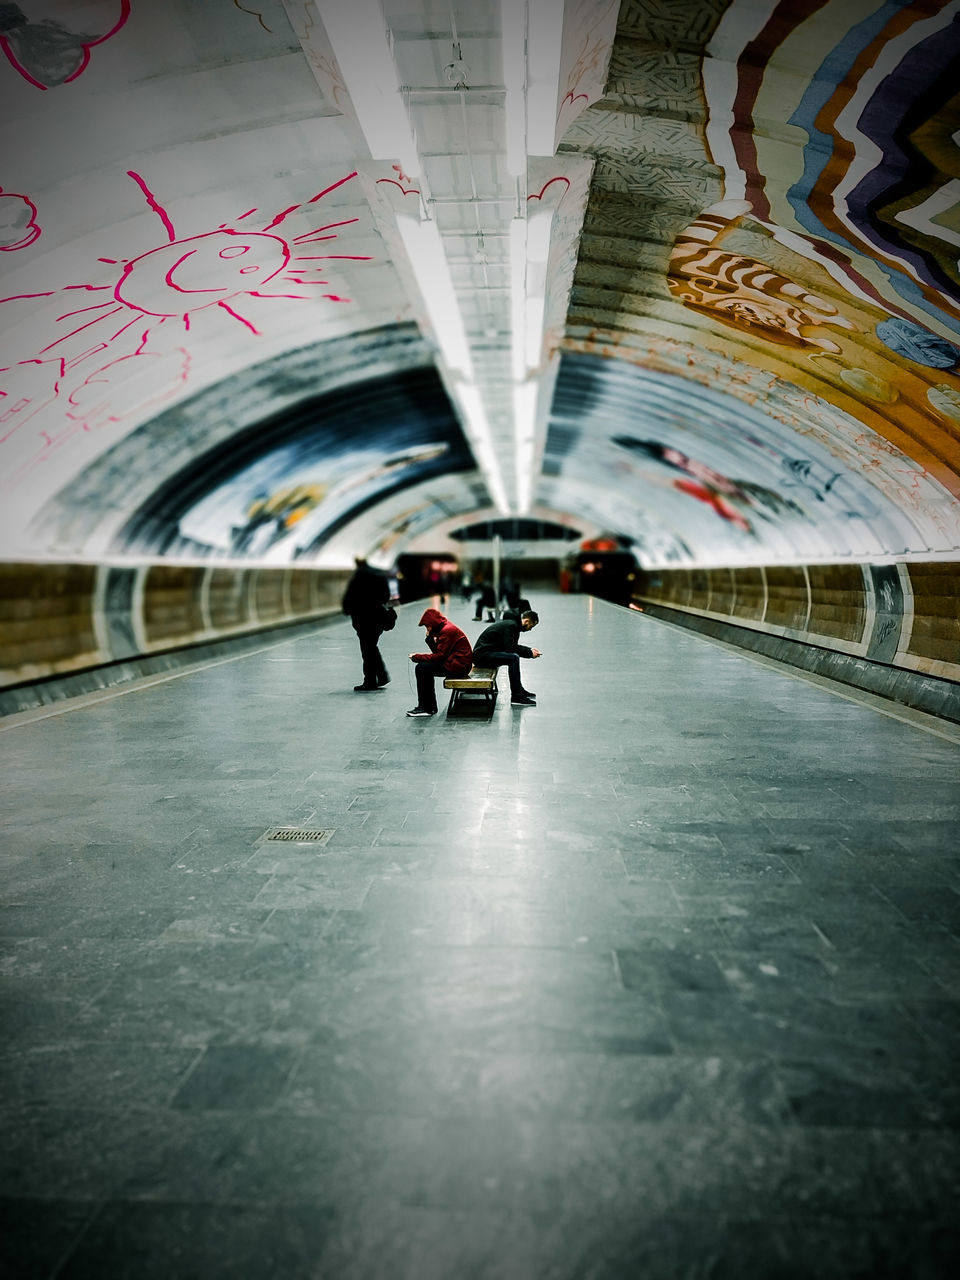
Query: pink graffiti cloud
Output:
[[0, 187, 40, 250], [2, 341, 191, 484], [233, 0, 272, 33], [527, 177, 572, 205], [0, 1, 131, 90], [66, 342, 192, 431], [376, 178, 422, 200], [560, 91, 589, 111], [0, 357, 64, 443]]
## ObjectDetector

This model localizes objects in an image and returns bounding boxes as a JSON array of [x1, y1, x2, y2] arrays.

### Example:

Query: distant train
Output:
[[564, 539, 641, 606]]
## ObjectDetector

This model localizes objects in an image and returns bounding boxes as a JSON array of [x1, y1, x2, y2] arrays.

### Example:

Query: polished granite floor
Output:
[[1, 593, 959, 1279]]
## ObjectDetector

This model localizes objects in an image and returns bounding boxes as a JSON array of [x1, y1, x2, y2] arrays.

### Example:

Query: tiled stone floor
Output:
[[1, 593, 959, 1279]]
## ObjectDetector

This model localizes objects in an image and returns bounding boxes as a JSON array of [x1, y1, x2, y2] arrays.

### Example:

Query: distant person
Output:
[[501, 578, 522, 612], [473, 581, 497, 622], [501, 596, 531, 624], [341, 556, 391, 691], [407, 608, 473, 718], [472, 609, 540, 706]]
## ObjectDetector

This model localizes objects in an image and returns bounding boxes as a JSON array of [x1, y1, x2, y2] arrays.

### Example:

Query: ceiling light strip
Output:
[[509, 217, 527, 380], [314, 0, 421, 177], [524, 205, 553, 371], [316, 0, 509, 514], [526, 0, 565, 156], [514, 380, 539, 513], [501, 0, 528, 177], [396, 215, 473, 380], [458, 383, 510, 513], [396, 214, 509, 508]]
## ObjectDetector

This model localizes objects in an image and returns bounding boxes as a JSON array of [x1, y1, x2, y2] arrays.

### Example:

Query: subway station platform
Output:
[[2, 594, 959, 1279]]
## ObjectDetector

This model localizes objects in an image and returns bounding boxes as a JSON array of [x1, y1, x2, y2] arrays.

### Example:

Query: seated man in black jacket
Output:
[[471, 609, 540, 706]]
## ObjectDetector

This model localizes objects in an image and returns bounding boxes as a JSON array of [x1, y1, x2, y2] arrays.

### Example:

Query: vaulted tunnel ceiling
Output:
[[2, 0, 960, 570]]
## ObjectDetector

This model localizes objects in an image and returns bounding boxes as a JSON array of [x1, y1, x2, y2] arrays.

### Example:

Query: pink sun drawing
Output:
[[0, 169, 371, 479], [3, 167, 369, 355]]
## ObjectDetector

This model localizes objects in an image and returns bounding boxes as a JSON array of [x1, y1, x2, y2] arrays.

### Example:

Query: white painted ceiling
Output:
[[2, 0, 960, 569]]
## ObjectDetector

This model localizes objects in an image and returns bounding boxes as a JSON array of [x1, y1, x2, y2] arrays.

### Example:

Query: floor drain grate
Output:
[[261, 827, 334, 845]]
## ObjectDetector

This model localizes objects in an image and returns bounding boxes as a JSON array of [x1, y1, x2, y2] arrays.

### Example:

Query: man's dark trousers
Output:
[[354, 620, 388, 687], [478, 651, 525, 697], [413, 661, 456, 713]]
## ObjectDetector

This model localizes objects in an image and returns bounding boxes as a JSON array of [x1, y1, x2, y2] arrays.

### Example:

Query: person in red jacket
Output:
[[406, 607, 473, 718]]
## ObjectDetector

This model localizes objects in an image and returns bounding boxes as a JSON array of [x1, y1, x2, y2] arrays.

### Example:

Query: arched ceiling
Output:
[[2, 0, 960, 569]]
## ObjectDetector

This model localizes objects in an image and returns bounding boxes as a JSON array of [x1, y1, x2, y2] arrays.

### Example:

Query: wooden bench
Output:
[[443, 666, 498, 715]]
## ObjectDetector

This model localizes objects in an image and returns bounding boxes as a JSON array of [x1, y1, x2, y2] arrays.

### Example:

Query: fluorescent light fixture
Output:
[[515, 466, 534, 515], [509, 217, 527, 379], [526, 0, 565, 155], [526, 205, 553, 265], [458, 383, 510, 513], [523, 205, 553, 369], [396, 213, 473, 379], [525, 293, 546, 369], [315, 0, 421, 177], [500, 0, 528, 177], [514, 380, 538, 512]]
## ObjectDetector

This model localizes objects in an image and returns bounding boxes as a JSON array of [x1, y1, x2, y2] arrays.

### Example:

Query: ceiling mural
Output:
[[561, 329, 960, 546], [1, 0, 959, 569], [319, 473, 494, 566], [704, 0, 960, 332], [555, 0, 960, 565], [113, 364, 475, 561], [543, 351, 957, 567], [173, 439, 458, 564]]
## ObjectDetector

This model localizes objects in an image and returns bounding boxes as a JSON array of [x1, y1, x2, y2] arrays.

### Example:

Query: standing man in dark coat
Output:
[[471, 609, 540, 706], [342, 557, 391, 691], [406, 608, 473, 718]]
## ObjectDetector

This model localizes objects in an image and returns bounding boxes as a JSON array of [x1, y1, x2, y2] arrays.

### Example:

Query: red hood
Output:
[[418, 608, 447, 629]]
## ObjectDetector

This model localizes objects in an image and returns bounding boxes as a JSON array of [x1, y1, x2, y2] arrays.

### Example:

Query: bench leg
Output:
[[446, 683, 495, 717]]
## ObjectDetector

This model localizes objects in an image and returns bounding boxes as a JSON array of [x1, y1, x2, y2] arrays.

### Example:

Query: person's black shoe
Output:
[[377, 675, 391, 686], [354, 683, 380, 691], [406, 707, 436, 717], [518, 689, 536, 699], [511, 694, 537, 706]]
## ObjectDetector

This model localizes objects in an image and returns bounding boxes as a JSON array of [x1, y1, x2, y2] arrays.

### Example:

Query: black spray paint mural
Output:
[[115, 367, 474, 561], [185, 441, 452, 561]]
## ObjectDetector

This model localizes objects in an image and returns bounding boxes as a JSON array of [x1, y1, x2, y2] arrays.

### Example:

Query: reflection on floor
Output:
[[2, 594, 959, 1278]]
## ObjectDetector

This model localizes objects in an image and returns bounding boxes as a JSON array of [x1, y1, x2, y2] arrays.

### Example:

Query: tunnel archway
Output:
[[1, 0, 958, 713]]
